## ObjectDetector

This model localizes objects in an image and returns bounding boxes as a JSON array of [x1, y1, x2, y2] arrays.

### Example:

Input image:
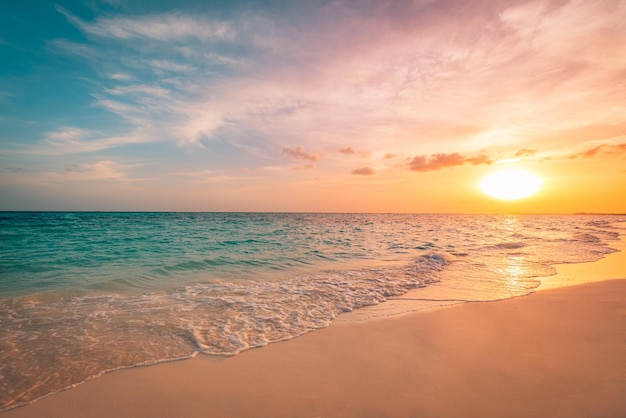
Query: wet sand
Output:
[[3, 241, 625, 418]]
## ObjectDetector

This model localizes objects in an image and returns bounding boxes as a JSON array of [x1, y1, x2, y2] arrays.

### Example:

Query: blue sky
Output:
[[1, 1, 625, 212]]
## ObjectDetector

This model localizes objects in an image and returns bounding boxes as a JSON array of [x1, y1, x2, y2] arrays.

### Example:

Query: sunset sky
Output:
[[1, 0, 625, 213]]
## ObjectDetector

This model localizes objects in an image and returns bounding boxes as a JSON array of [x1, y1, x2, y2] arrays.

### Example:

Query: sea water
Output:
[[0, 212, 623, 411]]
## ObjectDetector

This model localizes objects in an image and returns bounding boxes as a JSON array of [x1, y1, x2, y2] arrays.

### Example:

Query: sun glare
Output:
[[479, 169, 542, 200]]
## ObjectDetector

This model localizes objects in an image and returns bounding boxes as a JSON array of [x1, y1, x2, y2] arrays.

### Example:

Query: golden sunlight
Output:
[[479, 168, 542, 200]]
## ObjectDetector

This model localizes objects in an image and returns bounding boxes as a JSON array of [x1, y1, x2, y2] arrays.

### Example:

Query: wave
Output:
[[0, 251, 451, 411], [493, 242, 526, 250]]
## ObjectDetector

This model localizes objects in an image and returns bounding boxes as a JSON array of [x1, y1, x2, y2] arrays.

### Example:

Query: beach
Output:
[[3, 0, 626, 414], [3, 236, 625, 418]]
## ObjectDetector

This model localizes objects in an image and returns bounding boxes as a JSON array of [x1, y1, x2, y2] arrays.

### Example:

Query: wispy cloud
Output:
[[104, 84, 171, 98], [149, 59, 196, 73], [46, 127, 95, 143], [514, 148, 537, 158], [48, 0, 626, 166], [107, 72, 133, 81], [576, 143, 626, 158], [48, 39, 101, 61], [2, 160, 144, 185], [2, 0, 626, 211], [35, 126, 153, 155], [17, 1, 626, 180], [55, 160, 139, 182], [57, 6, 233, 42]]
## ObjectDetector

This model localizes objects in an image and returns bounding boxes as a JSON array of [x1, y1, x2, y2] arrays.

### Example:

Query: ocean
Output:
[[0, 212, 623, 411]]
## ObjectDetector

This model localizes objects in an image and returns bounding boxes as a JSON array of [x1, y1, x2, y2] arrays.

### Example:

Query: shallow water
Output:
[[0, 213, 622, 411]]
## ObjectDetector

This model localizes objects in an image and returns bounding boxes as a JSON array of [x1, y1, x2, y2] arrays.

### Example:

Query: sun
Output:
[[479, 168, 542, 200]]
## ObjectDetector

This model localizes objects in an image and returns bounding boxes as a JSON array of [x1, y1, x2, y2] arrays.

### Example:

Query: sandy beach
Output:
[[4, 239, 625, 418], [4, 0, 626, 414]]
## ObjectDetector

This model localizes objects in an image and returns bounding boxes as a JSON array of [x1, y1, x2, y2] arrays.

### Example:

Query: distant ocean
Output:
[[0, 212, 623, 411]]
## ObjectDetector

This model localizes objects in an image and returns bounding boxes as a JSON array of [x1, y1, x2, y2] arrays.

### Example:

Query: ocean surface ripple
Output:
[[0, 213, 622, 411]]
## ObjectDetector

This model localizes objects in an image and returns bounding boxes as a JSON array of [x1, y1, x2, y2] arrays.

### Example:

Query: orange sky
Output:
[[1, 0, 625, 213]]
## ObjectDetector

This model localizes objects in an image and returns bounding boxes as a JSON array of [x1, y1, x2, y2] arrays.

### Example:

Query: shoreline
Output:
[[3, 237, 625, 417], [538, 234, 626, 290], [335, 232, 626, 323]]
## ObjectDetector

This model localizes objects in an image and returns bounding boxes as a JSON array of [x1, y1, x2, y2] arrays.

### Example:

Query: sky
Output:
[[1, 0, 625, 213]]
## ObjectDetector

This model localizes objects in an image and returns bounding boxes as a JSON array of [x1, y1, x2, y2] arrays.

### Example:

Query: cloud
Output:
[[292, 164, 316, 171], [383, 153, 397, 160], [48, 39, 101, 61], [408, 152, 493, 172], [58, 6, 233, 42], [149, 60, 196, 73], [339, 146, 371, 158], [580, 145, 603, 158], [514, 148, 537, 158], [45, 1, 626, 172], [47, 160, 142, 182], [352, 167, 375, 175], [466, 154, 493, 165], [46, 127, 95, 143], [0, 160, 142, 189], [105, 84, 171, 98], [577, 143, 626, 158], [33, 126, 154, 155], [606, 144, 626, 155], [68, 160, 127, 181], [282, 145, 320, 162], [107, 72, 133, 81]]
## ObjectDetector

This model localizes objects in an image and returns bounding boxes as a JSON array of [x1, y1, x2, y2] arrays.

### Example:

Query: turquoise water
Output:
[[0, 212, 623, 411], [1, 212, 446, 295]]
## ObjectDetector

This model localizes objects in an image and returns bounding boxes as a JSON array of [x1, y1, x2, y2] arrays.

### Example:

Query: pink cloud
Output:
[[577, 143, 626, 158], [409, 152, 493, 172], [282, 145, 320, 162], [465, 154, 493, 166], [580, 145, 603, 158], [339, 146, 371, 158], [352, 167, 375, 175]]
